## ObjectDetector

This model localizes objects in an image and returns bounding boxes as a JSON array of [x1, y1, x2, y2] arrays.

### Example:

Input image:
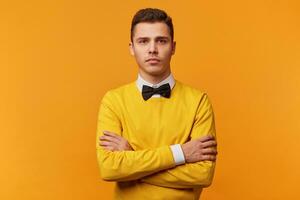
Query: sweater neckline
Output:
[[132, 80, 179, 102]]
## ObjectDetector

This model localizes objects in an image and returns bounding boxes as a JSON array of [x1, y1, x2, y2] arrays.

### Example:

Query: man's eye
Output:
[[139, 40, 147, 44], [158, 39, 167, 44]]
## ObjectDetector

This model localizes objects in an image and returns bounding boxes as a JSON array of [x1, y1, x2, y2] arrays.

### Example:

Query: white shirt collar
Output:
[[136, 73, 176, 93]]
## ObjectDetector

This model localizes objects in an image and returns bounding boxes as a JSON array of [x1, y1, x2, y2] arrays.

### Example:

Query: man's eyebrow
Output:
[[136, 37, 149, 40], [155, 36, 169, 40], [136, 36, 169, 40]]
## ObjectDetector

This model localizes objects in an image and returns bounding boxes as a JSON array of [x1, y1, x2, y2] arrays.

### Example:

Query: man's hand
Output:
[[181, 135, 217, 163], [99, 131, 133, 151]]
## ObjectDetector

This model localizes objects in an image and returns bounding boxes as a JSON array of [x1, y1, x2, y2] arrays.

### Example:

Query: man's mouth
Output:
[[146, 58, 160, 63]]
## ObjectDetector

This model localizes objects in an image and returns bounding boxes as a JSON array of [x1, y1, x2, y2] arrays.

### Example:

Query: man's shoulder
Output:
[[176, 80, 213, 110], [102, 81, 136, 101], [175, 80, 208, 99], [107, 81, 135, 93]]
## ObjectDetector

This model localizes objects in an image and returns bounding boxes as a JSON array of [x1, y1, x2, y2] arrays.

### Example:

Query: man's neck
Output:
[[138, 70, 171, 85]]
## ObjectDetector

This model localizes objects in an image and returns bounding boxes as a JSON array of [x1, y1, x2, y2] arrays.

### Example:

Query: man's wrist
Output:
[[170, 144, 186, 165]]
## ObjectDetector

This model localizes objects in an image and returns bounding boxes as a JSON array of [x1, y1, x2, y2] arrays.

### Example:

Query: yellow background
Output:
[[1, 0, 300, 199]]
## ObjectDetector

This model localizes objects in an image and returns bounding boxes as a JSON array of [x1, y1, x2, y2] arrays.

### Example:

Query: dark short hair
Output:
[[130, 8, 174, 42]]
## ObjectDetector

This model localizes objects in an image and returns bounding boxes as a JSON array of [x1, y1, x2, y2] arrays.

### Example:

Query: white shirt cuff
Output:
[[170, 144, 186, 165]]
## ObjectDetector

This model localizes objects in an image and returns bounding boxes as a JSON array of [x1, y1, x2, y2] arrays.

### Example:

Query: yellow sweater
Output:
[[96, 80, 216, 200]]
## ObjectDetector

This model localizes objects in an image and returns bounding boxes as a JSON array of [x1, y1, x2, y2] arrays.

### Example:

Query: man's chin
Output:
[[145, 65, 165, 74], [145, 69, 166, 76], [139, 64, 169, 77]]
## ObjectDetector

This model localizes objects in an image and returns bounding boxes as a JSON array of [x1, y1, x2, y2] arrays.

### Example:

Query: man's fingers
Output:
[[201, 140, 217, 148], [198, 135, 215, 142], [202, 148, 218, 155], [99, 141, 117, 147], [103, 130, 118, 136], [100, 135, 120, 144], [99, 141, 119, 152], [103, 131, 122, 140], [201, 154, 216, 161]]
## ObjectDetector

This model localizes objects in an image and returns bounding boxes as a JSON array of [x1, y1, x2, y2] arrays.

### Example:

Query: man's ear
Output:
[[171, 41, 176, 55], [129, 42, 135, 56]]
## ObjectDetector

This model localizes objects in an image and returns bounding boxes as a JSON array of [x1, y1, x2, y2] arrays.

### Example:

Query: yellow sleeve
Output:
[[141, 93, 217, 189], [96, 91, 176, 182]]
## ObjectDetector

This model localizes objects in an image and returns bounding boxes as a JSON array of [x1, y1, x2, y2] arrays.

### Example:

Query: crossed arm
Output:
[[96, 92, 217, 188], [99, 132, 217, 189]]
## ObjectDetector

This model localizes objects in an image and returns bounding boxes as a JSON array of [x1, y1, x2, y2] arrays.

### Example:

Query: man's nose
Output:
[[148, 41, 158, 54]]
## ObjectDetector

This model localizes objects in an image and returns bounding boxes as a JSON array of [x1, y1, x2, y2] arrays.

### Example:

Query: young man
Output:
[[96, 8, 217, 200]]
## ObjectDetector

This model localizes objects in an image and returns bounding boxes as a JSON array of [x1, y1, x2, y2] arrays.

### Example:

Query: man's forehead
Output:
[[133, 22, 170, 38]]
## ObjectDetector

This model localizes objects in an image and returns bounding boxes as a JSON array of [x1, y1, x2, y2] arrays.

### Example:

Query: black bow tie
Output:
[[142, 83, 171, 101]]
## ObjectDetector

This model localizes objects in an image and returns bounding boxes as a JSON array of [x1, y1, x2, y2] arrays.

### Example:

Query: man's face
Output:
[[129, 22, 176, 78]]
